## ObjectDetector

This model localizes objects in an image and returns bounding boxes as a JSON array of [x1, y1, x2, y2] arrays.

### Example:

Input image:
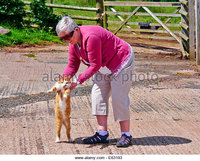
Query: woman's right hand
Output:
[[70, 82, 77, 91]]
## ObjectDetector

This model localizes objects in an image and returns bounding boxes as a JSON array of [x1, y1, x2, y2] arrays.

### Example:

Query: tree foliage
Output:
[[30, 0, 61, 31], [0, 0, 26, 27]]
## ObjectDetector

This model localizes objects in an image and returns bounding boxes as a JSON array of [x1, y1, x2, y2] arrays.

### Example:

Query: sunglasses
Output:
[[60, 30, 74, 41]]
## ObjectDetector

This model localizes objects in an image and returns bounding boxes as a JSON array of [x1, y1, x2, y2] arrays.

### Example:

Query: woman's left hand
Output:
[[70, 82, 77, 91]]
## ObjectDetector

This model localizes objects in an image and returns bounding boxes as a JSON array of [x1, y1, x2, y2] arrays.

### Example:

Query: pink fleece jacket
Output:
[[63, 25, 130, 84]]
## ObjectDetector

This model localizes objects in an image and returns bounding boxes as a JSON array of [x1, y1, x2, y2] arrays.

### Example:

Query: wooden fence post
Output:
[[49, 0, 53, 13], [104, 2, 108, 29], [189, 0, 195, 60], [180, 0, 189, 57], [195, 0, 200, 65], [96, 0, 104, 27], [180, 0, 196, 59]]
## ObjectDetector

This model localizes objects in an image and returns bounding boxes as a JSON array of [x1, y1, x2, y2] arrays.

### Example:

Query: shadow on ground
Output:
[[60, 136, 192, 149]]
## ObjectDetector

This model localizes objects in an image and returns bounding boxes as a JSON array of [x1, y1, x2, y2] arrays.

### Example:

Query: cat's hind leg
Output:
[[56, 118, 62, 143], [63, 118, 72, 142]]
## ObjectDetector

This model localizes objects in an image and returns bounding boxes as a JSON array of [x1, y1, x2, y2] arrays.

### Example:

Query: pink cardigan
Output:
[[63, 25, 130, 84]]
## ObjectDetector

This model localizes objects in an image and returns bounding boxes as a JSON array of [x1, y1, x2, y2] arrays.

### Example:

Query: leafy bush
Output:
[[0, 0, 26, 28], [30, 0, 61, 31]]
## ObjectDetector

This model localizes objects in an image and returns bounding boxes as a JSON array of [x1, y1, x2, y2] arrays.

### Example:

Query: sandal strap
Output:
[[88, 133, 101, 143], [83, 132, 109, 144], [117, 134, 132, 147]]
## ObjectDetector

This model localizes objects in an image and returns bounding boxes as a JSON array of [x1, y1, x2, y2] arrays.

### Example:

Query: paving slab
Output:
[[0, 41, 200, 155]]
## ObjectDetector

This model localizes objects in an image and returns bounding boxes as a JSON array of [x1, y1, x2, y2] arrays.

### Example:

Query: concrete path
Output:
[[0, 42, 200, 154]]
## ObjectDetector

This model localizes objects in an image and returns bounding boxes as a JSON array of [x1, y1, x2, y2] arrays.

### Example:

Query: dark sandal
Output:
[[116, 134, 132, 147], [83, 132, 109, 144]]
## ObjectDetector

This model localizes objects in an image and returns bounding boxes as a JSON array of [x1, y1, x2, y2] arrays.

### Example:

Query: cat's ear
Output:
[[59, 75, 64, 82], [64, 75, 71, 81], [47, 87, 57, 93]]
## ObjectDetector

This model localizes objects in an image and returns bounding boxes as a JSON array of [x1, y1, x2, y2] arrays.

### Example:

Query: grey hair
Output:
[[56, 16, 78, 36]]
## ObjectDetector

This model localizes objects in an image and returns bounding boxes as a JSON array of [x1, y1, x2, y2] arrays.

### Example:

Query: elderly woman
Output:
[[56, 16, 134, 147]]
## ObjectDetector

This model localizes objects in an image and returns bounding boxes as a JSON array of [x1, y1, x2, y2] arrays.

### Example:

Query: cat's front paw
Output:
[[55, 138, 61, 143]]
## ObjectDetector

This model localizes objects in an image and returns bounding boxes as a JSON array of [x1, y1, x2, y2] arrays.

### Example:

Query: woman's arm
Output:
[[62, 45, 80, 79], [77, 35, 102, 84]]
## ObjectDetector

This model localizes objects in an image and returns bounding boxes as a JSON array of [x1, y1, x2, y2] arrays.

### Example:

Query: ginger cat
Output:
[[48, 77, 72, 143]]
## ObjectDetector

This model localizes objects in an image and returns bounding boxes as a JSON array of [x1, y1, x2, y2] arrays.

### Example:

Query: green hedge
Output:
[[0, 0, 60, 31], [0, 0, 26, 27], [30, 0, 61, 31]]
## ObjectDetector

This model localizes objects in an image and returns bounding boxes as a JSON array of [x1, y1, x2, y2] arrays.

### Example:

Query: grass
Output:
[[0, 24, 63, 48], [0, 0, 180, 47], [23, 53, 36, 57], [172, 117, 181, 121], [24, 0, 180, 26]]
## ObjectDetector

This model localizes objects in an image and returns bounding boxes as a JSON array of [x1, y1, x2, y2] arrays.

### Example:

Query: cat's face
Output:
[[48, 77, 71, 93]]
